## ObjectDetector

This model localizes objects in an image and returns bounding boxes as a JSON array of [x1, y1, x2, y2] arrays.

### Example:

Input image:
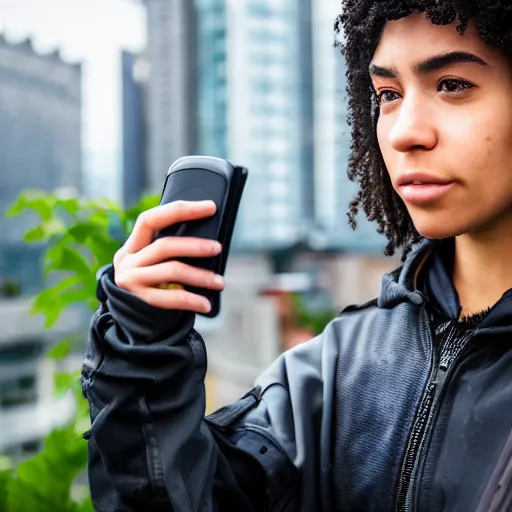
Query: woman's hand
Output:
[[113, 200, 225, 314]]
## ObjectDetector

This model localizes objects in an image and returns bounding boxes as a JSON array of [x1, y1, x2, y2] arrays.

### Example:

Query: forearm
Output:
[[83, 304, 215, 508], [82, 267, 223, 511]]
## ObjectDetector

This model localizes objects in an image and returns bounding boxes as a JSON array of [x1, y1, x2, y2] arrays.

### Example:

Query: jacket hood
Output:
[[378, 238, 512, 330], [378, 239, 434, 309]]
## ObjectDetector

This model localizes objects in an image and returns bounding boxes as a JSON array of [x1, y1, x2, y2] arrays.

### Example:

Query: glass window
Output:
[[0, 374, 37, 408]]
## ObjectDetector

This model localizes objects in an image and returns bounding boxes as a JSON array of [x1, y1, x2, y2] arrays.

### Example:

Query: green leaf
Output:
[[137, 194, 160, 211], [6, 195, 28, 217], [57, 198, 80, 216], [88, 209, 110, 227], [7, 191, 57, 222], [87, 297, 99, 311], [85, 233, 121, 268], [54, 370, 81, 399], [23, 219, 66, 243], [47, 338, 73, 360], [23, 226, 46, 242], [44, 246, 92, 277], [59, 287, 93, 306], [32, 275, 80, 312], [0, 468, 13, 512], [31, 275, 82, 327], [73, 398, 91, 435], [7, 427, 87, 512], [67, 222, 102, 244], [122, 194, 160, 236], [6, 190, 48, 217]]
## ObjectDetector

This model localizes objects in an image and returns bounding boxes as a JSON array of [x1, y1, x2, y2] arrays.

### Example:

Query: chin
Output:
[[410, 213, 469, 240]]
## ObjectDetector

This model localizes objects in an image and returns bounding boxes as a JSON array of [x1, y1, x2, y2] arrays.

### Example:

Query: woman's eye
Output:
[[378, 90, 401, 103], [439, 79, 474, 94]]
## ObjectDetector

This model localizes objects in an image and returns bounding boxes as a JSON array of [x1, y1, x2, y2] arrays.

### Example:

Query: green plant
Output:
[[292, 293, 337, 335], [1, 189, 159, 511]]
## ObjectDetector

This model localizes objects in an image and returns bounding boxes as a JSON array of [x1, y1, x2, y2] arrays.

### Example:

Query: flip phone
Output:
[[155, 156, 248, 317]]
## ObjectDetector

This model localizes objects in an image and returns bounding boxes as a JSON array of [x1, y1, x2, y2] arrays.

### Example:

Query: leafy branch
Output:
[[1, 190, 159, 511]]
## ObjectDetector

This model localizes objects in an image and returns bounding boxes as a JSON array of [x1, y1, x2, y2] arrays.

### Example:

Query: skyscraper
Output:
[[195, 0, 311, 250], [144, 0, 198, 193], [121, 50, 146, 208], [311, 0, 386, 251], [195, 0, 228, 159], [0, 35, 84, 461], [0, 35, 82, 293], [150, 0, 385, 252]]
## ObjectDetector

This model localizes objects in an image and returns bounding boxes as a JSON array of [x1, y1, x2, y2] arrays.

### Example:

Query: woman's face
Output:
[[372, 13, 512, 240]]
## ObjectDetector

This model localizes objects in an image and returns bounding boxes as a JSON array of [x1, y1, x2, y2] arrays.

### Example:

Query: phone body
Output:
[[155, 156, 248, 318]]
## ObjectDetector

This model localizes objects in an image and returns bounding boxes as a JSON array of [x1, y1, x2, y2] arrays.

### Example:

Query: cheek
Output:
[[473, 133, 512, 213], [376, 119, 392, 165], [454, 112, 512, 190]]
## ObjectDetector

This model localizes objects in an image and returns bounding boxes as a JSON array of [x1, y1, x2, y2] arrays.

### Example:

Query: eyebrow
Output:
[[369, 51, 488, 78]]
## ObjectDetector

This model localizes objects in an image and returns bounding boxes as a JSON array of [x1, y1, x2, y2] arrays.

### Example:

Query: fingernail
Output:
[[211, 242, 222, 253], [212, 274, 224, 287], [202, 300, 212, 312]]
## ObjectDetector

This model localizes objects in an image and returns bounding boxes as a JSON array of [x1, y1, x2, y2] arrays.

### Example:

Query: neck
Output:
[[453, 218, 512, 318]]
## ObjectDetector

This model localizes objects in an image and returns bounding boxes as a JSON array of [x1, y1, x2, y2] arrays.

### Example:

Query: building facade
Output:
[[121, 50, 146, 208], [195, 0, 311, 250], [193, 0, 386, 252], [144, 0, 198, 194], [0, 35, 84, 458], [310, 0, 386, 252], [0, 35, 82, 294], [0, 298, 85, 458], [194, 0, 228, 159]]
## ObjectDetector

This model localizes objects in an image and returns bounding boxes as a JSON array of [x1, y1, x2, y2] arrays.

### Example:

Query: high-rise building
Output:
[[195, 0, 228, 159], [310, 0, 386, 251], [297, 0, 315, 225], [147, 0, 384, 252], [195, 0, 311, 250], [121, 50, 146, 208], [0, 35, 84, 460], [144, 0, 198, 193], [0, 35, 82, 293]]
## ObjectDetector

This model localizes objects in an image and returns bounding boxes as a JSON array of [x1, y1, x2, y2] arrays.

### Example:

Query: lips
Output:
[[396, 173, 455, 204], [396, 173, 453, 187]]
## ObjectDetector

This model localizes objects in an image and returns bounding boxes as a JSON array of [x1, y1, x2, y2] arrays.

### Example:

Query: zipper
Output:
[[408, 334, 486, 512], [395, 307, 435, 512], [395, 312, 477, 512]]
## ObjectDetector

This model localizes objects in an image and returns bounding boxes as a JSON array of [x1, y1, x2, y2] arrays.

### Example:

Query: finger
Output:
[[123, 200, 217, 254], [130, 236, 222, 268], [125, 261, 225, 290], [137, 287, 212, 313]]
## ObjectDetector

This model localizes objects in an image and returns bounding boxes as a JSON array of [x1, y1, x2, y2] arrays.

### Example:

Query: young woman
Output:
[[82, 1, 512, 510]]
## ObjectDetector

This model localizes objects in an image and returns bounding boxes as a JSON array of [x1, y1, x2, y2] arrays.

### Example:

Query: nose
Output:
[[388, 93, 437, 153]]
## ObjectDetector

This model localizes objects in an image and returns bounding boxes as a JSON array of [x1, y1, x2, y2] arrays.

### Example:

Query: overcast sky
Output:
[[0, 0, 146, 197]]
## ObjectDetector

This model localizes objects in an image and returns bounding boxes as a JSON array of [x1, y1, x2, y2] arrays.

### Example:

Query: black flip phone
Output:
[[155, 156, 248, 318]]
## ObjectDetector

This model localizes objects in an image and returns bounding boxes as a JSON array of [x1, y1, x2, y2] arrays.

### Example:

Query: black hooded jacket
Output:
[[81, 239, 512, 511]]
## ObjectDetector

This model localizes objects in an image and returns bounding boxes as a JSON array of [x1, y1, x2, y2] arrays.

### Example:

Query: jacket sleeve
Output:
[[81, 265, 332, 512]]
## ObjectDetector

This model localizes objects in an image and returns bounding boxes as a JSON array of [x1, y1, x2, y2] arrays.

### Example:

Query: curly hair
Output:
[[335, 1, 512, 258]]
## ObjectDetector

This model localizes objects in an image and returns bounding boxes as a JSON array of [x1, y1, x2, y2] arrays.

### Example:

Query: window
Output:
[[268, 161, 288, 177], [0, 374, 37, 408]]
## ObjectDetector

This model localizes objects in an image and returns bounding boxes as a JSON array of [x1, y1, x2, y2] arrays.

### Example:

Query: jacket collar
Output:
[[379, 237, 512, 329], [378, 239, 435, 309]]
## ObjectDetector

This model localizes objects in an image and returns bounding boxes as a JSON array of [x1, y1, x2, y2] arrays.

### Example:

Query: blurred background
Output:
[[0, 0, 399, 472]]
